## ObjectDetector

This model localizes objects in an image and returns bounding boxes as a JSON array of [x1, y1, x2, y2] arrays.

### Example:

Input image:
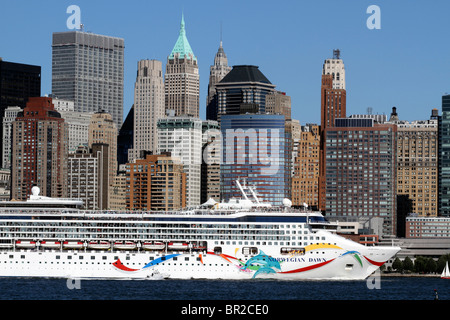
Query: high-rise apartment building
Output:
[[438, 95, 450, 216], [130, 60, 165, 162], [201, 120, 221, 203], [53, 98, 93, 153], [265, 91, 291, 119], [126, 154, 186, 211], [88, 111, 118, 198], [292, 124, 320, 209], [11, 97, 68, 200], [206, 41, 232, 121], [388, 108, 438, 216], [0, 59, 41, 168], [67, 144, 109, 210], [165, 15, 199, 118], [214, 65, 276, 121], [157, 116, 203, 207], [319, 50, 347, 211], [325, 118, 397, 236], [220, 114, 290, 206], [51, 31, 124, 130], [2, 106, 22, 169]]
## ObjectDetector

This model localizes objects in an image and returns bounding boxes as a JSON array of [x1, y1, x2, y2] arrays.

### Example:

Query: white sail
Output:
[[441, 261, 450, 279]]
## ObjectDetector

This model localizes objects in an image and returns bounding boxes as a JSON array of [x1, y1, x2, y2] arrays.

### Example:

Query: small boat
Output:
[[113, 241, 137, 250], [88, 241, 111, 250], [63, 241, 84, 249], [142, 241, 165, 251], [40, 241, 61, 249], [145, 270, 169, 280], [15, 240, 36, 249], [441, 261, 450, 279], [167, 242, 189, 250]]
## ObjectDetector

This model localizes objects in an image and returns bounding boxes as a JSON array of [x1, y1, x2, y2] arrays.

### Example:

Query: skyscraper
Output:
[[220, 114, 290, 206], [206, 41, 231, 121], [11, 97, 68, 200], [319, 49, 346, 211], [165, 15, 199, 118], [157, 116, 203, 207], [0, 58, 41, 167], [325, 118, 397, 236], [131, 60, 165, 162], [51, 31, 124, 130], [214, 65, 276, 121], [88, 111, 118, 207], [438, 95, 450, 216]]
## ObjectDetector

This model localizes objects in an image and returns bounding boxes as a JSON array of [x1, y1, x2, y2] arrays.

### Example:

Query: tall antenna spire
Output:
[[220, 21, 223, 47]]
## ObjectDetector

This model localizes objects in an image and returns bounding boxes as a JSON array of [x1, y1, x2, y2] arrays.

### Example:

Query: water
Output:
[[0, 276, 447, 300]]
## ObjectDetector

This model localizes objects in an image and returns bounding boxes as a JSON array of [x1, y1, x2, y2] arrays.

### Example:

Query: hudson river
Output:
[[1, 276, 447, 318]]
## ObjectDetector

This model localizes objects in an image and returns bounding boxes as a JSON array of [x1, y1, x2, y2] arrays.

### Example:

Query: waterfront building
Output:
[[165, 14, 199, 118], [157, 116, 203, 207], [406, 216, 450, 238], [319, 49, 347, 211], [2, 106, 22, 169], [130, 60, 165, 162], [220, 114, 290, 206], [110, 165, 127, 211], [387, 107, 438, 216], [325, 118, 397, 236], [126, 154, 186, 211], [214, 65, 276, 122], [206, 40, 232, 121], [51, 31, 124, 129], [438, 95, 450, 216], [0, 59, 41, 167], [11, 97, 68, 200]]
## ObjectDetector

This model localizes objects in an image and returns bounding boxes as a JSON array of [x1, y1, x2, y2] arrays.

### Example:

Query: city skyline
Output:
[[1, 0, 449, 126]]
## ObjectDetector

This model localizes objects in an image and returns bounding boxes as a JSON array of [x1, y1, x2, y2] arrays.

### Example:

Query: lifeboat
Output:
[[142, 241, 165, 251], [113, 241, 137, 250], [167, 242, 189, 250], [40, 241, 61, 249], [15, 240, 36, 249], [63, 241, 84, 249], [88, 241, 111, 250]]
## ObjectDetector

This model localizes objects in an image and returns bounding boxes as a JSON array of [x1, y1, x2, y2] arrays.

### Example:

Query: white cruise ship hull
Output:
[[0, 239, 399, 280]]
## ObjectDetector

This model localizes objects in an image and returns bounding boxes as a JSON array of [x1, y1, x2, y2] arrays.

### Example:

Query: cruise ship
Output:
[[0, 183, 400, 280]]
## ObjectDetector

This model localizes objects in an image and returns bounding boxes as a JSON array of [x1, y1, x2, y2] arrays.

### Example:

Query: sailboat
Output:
[[441, 261, 450, 279]]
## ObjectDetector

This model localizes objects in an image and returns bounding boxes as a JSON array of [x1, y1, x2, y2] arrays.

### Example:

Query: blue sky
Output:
[[1, 0, 449, 125]]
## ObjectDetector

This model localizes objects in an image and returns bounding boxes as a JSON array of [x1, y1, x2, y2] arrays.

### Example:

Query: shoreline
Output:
[[381, 272, 439, 277]]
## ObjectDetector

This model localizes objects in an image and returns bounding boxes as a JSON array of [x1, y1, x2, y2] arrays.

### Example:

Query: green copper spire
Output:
[[169, 13, 197, 61]]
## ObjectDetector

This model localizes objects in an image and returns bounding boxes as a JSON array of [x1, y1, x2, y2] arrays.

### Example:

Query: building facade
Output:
[[389, 109, 438, 217], [2, 106, 22, 169], [11, 97, 68, 200], [265, 91, 291, 119], [215, 65, 276, 121], [439, 94, 450, 216], [157, 116, 203, 207], [220, 114, 290, 206], [292, 124, 320, 209], [88, 111, 118, 198], [319, 50, 347, 211], [206, 41, 232, 121], [201, 120, 221, 203], [130, 60, 165, 161], [51, 31, 124, 130], [0, 59, 41, 168], [325, 118, 397, 236], [165, 15, 199, 118], [126, 154, 186, 211]]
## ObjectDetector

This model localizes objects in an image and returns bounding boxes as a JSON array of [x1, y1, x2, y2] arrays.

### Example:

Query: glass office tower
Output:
[[438, 94, 450, 216], [220, 114, 290, 206]]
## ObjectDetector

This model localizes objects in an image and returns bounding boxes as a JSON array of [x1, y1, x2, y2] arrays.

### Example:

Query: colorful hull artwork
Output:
[[112, 243, 390, 279]]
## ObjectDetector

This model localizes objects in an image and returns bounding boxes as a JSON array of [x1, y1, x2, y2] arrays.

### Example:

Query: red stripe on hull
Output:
[[280, 259, 335, 274]]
